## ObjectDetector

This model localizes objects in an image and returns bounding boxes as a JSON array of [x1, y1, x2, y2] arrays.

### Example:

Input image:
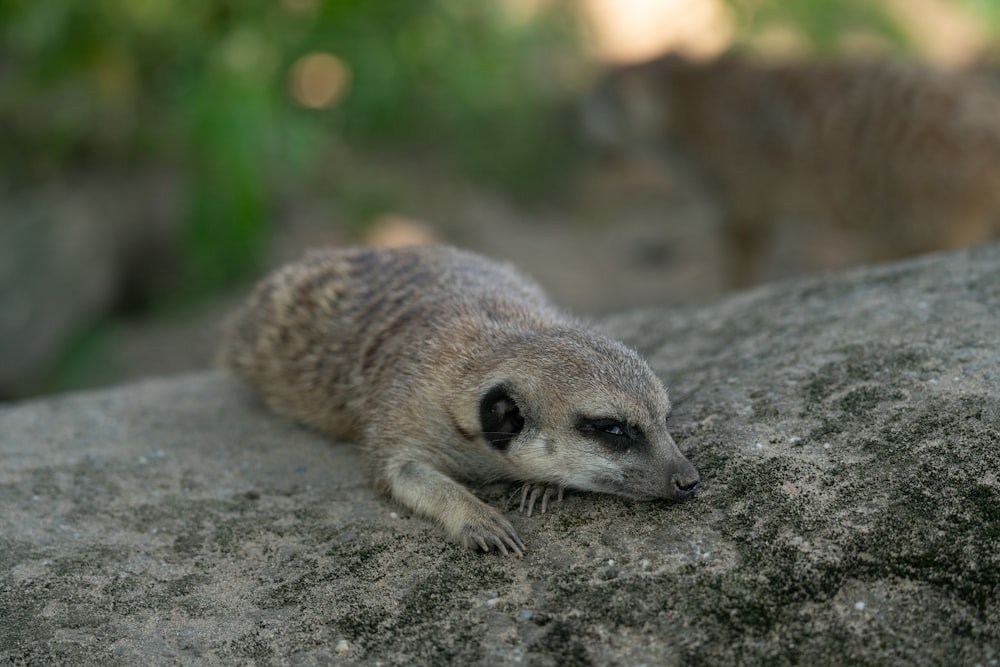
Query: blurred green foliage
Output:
[[960, 0, 1000, 41], [0, 0, 583, 293], [723, 0, 1000, 56], [722, 0, 911, 53]]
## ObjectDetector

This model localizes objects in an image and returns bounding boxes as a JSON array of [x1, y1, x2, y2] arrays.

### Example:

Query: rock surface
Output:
[[2, 243, 999, 665]]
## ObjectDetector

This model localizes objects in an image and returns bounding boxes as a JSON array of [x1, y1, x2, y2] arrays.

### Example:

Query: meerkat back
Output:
[[222, 245, 553, 439]]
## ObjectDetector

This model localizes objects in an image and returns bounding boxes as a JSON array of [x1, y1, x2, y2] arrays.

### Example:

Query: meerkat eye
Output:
[[577, 417, 640, 450], [598, 420, 627, 437]]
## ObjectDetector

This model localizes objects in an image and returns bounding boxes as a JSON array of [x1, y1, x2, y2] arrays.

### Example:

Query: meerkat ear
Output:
[[479, 384, 524, 451]]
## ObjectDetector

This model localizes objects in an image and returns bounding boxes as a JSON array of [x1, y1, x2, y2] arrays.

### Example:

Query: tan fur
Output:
[[222, 245, 699, 555], [585, 53, 1000, 285]]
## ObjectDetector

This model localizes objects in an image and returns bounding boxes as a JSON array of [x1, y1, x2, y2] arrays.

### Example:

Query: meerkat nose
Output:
[[676, 478, 698, 496], [673, 469, 700, 500]]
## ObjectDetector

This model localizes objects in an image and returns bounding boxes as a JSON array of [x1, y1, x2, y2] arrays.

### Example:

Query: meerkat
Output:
[[584, 53, 1000, 285], [222, 245, 699, 556]]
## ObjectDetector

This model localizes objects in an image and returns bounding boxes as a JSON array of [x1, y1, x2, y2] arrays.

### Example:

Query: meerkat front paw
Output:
[[384, 459, 526, 556], [459, 505, 526, 557], [519, 483, 565, 517]]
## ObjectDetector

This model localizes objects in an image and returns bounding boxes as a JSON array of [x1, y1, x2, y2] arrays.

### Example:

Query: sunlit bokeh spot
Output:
[[886, 0, 987, 67], [579, 0, 988, 67], [582, 0, 733, 63], [364, 214, 439, 248], [289, 52, 351, 109]]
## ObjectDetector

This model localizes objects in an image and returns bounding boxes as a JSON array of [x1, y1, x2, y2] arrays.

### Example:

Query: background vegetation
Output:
[[0, 0, 583, 294], [2, 0, 999, 398], [5, 0, 999, 295], [722, 0, 910, 52]]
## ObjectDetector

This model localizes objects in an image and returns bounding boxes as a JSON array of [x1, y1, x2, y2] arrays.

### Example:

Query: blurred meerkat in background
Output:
[[585, 53, 1000, 285]]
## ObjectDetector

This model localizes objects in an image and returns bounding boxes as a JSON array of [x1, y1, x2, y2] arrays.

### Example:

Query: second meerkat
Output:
[[222, 245, 699, 555]]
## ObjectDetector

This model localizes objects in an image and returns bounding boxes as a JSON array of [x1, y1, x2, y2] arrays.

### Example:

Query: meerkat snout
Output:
[[607, 430, 699, 504], [672, 461, 700, 500], [222, 244, 700, 555]]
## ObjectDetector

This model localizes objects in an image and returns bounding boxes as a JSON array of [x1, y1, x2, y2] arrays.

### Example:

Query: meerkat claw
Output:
[[473, 532, 523, 558], [462, 509, 525, 557], [492, 527, 524, 557], [520, 483, 565, 517], [508, 532, 525, 557], [543, 486, 565, 514], [498, 534, 524, 558], [493, 537, 510, 556], [520, 484, 541, 516]]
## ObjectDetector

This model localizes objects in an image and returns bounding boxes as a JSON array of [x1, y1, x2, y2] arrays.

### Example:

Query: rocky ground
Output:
[[2, 242, 998, 665]]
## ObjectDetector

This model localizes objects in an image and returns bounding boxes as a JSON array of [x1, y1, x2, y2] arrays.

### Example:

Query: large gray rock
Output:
[[2, 243, 998, 665]]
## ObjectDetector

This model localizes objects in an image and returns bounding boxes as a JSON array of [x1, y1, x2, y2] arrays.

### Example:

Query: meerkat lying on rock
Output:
[[222, 245, 699, 556]]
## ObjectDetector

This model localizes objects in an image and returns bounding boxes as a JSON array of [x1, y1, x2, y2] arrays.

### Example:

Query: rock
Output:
[[0, 193, 119, 396], [0, 171, 183, 398], [1, 243, 998, 665]]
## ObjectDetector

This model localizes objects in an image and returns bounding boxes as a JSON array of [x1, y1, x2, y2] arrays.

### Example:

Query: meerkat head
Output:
[[583, 54, 695, 175], [583, 55, 685, 151], [478, 328, 699, 502]]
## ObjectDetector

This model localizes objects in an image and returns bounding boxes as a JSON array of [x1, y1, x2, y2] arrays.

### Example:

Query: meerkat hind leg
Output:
[[389, 461, 525, 556]]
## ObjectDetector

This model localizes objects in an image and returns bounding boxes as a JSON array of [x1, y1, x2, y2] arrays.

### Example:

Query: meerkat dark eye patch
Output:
[[479, 385, 524, 450]]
